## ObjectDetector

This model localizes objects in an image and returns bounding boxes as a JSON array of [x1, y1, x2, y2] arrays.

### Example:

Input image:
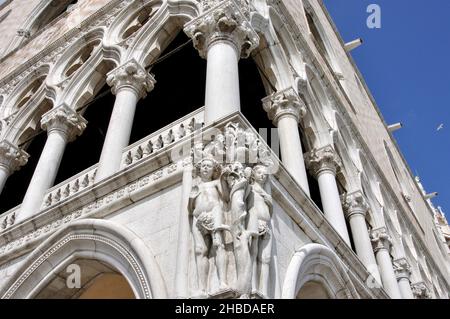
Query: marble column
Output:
[[184, 0, 259, 125], [262, 87, 310, 196], [343, 191, 381, 283], [371, 227, 402, 299], [306, 145, 351, 245], [95, 59, 156, 182], [0, 141, 29, 194], [19, 104, 87, 222], [393, 258, 414, 299]]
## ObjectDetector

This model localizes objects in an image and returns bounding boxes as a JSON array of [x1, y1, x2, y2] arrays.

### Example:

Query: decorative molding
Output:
[[40, 104, 87, 142], [262, 87, 307, 125], [342, 191, 369, 219], [106, 59, 156, 98], [184, 0, 259, 59], [0, 140, 29, 174], [305, 145, 342, 177], [370, 227, 392, 254], [2, 233, 151, 299], [0, 160, 184, 258]]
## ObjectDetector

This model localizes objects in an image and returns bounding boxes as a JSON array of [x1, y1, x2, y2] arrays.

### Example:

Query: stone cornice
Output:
[[40, 104, 87, 142], [393, 257, 411, 281], [262, 87, 307, 125], [305, 145, 342, 177], [0, 140, 29, 174], [184, 0, 259, 59], [106, 59, 156, 98], [370, 227, 392, 254], [342, 191, 369, 220]]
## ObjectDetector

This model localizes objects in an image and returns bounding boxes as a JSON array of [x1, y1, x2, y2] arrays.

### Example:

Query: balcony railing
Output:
[[0, 107, 205, 233]]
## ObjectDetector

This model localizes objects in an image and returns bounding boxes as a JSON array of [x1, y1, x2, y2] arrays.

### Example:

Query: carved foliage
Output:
[[184, 0, 259, 58], [106, 59, 156, 98]]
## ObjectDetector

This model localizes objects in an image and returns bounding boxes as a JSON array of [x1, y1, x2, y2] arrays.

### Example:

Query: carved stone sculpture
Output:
[[247, 165, 273, 296], [187, 122, 274, 298], [188, 157, 229, 295]]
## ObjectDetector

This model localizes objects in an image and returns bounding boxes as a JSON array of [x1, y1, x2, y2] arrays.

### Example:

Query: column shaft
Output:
[[348, 214, 381, 282], [95, 59, 155, 182], [375, 249, 402, 299], [205, 41, 240, 124], [95, 88, 139, 181], [0, 166, 9, 194], [20, 131, 67, 220], [278, 115, 310, 196], [317, 170, 351, 245], [398, 278, 414, 299]]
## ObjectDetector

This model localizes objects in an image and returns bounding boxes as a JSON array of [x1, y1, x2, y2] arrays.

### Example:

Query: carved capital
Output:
[[184, 0, 259, 59], [41, 104, 87, 142], [393, 258, 411, 281], [411, 282, 432, 299], [342, 191, 369, 219], [305, 145, 341, 177], [262, 87, 307, 125], [370, 227, 392, 253], [0, 141, 29, 174], [106, 59, 156, 98]]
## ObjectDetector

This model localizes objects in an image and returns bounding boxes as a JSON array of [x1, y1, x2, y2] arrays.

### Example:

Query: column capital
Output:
[[393, 258, 412, 281], [370, 227, 392, 253], [262, 87, 307, 125], [0, 140, 29, 174], [305, 145, 342, 177], [106, 59, 156, 99], [184, 0, 259, 59], [411, 282, 432, 299], [41, 104, 87, 142], [342, 190, 369, 219]]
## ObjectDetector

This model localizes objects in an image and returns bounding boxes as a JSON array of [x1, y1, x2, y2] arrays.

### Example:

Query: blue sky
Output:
[[323, 0, 450, 219]]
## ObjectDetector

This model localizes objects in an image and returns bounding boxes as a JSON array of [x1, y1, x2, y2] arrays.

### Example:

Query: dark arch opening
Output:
[[0, 130, 47, 212], [130, 31, 206, 144], [54, 84, 115, 185]]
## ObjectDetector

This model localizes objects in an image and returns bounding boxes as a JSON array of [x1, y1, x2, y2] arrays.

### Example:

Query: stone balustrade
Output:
[[0, 107, 205, 234], [0, 206, 19, 231], [122, 108, 204, 167], [42, 165, 98, 209]]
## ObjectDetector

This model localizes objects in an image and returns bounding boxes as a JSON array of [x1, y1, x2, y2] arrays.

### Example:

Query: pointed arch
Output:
[[1, 219, 167, 299], [282, 243, 359, 299]]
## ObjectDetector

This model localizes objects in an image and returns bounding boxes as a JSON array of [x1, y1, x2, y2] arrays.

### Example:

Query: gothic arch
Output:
[[0, 219, 167, 299], [46, 28, 117, 110], [104, 0, 164, 54], [281, 243, 359, 299], [4, 0, 78, 55], [1, 65, 50, 119], [125, 1, 191, 68]]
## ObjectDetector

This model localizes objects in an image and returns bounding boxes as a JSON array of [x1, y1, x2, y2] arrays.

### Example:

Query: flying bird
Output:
[[437, 124, 444, 131]]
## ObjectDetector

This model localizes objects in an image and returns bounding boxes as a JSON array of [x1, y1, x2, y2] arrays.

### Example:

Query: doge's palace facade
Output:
[[0, 0, 448, 299]]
